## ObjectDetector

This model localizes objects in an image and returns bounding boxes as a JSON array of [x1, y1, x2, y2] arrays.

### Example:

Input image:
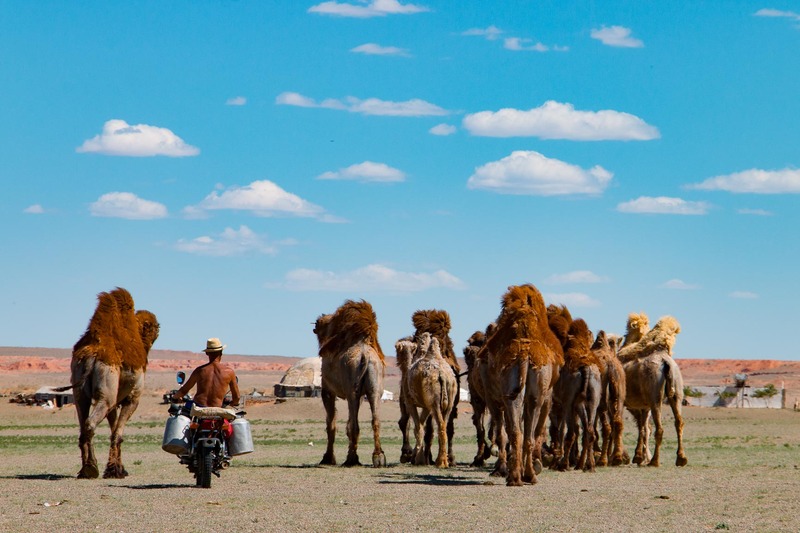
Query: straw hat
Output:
[[203, 338, 226, 353]]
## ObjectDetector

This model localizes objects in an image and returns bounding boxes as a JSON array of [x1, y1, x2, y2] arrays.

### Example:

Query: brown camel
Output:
[[551, 318, 602, 472], [400, 333, 458, 467], [483, 284, 563, 486], [397, 309, 460, 465], [591, 331, 628, 467], [463, 328, 497, 467], [314, 299, 387, 467], [67, 287, 159, 479], [618, 314, 688, 467]]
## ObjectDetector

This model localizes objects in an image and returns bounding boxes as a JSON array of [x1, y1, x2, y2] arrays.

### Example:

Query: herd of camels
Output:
[[62, 284, 687, 487]]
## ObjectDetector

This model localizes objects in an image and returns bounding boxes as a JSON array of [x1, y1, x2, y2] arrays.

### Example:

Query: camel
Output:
[[482, 284, 563, 486], [313, 299, 387, 467], [397, 309, 460, 465], [399, 333, 458, 467], [591, 331, 628, 467], [66, 287, 159, 479], [618, 314, 688, 467], [463, 329, 496, 467], [550, 318, 602, 472]]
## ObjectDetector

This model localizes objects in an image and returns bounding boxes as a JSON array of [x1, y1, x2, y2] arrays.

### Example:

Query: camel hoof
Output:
[[533, 458, 543, 475], [372, 452, 386, 468], [78, 464, 99, 479], [676, 455, 688, 467], [399, 451, 413, 464], [103, 464, 128, 479], [343, 457, 362, 467], [320, 453, 336, 466], [489, 467, 506, 478], [490, 445, 499, 457], [470, 457, 485, 468], [646, 459, 660, 467], [506, 478, 524, 487]]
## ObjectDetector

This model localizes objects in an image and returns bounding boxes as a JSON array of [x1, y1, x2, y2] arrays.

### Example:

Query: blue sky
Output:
[[2, 1, 799, 360]]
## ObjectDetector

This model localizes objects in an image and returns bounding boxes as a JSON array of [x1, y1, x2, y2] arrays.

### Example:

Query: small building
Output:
[[274, 357, 322, 398], [34, 386, 74, 408]]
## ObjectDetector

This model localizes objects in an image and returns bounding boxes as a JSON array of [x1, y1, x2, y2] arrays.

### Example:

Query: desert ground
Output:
[[1, 348, 799, 532]]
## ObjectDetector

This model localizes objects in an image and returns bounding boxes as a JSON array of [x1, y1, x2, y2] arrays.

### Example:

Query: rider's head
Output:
[[203, 337, 226, 360]]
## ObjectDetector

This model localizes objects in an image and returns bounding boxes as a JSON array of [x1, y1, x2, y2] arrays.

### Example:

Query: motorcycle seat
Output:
[[191, 405, 237, 421]]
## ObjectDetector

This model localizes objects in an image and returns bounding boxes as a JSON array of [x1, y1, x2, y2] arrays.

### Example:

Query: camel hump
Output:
[[564, 319, 600, 372], [412, 309, 458, 373], [317, 299, 385, 361], [618, 315, 681, 361]]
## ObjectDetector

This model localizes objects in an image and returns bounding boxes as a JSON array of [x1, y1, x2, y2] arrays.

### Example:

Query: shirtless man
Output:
[[172, 338, 240, 408]]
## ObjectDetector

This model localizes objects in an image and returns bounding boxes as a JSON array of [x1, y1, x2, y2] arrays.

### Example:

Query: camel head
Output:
[[135, 310, 160, 352], [652, 316, 681, 354], [413, 332, 442, 363], [623, 312, 649, 347], [395, 336, 416, 372], [313, 313, 333, 344], [547, 304, 572, 348], [463, 330, 486, 370], [591, 330, 608, 351]]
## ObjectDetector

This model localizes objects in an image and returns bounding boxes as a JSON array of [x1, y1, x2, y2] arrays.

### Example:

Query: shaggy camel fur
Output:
[[67, 288, 159, 479], [314, 300, 387, 467], [400, 333, 458, 467], [482, 284, 563, 486], [591, 331, 628, 467], [398, 309, 460, 465], [463, 329, 496, 467], [619, 314, 688, 467], [550, 318, 602, 472]]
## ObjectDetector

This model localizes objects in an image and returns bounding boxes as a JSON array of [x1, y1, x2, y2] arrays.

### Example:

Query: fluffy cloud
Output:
[[351, 43, 410, 56], [730, 291, 758, 299], [660, 279, 700, 290], [544, 292, 601, 308], [754, 8, 800, 20], [23, 204, 44, 214], [175, 226, 277, 256], [318, 161, 405, 182], [276, 92, 449, 117], [546, 270, 609, 284], [194, 180, 333, 220], [226, 96, 247, 106], [504, 38, 567, 52], [90, 192, 168, 219], [591, 26, 644, 48], [467, 151, 612, 196], [617, 196, 710, 215], [76, 119, 199, 157], [461, 25, 504, 40], [737, 208, 773, 216], [308, 0, 428, 18], [429, 123, 457, 136], [686, 168, 800, 194], [271, 264, 465, 292], [462, 101, 659, 140]]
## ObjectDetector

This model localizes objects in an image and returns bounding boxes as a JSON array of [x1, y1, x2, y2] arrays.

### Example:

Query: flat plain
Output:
[[1, 362, 799, 532]]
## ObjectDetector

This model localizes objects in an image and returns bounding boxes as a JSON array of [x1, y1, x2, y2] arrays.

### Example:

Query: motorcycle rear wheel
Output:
[[199, 445, 214, 488]]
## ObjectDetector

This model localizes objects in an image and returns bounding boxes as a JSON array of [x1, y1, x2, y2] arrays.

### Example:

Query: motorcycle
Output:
[[162, 372, 254, 488]]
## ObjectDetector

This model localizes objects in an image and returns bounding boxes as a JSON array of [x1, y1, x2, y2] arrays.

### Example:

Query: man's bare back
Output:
[[174, 356, 240, 408]]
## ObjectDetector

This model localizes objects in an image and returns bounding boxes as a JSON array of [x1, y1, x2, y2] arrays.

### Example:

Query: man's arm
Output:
[[228, 371, 241, 407], [172, 369, 199, 401]]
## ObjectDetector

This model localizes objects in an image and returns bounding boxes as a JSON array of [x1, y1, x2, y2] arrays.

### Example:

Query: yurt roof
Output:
[[279, 357, 322, 388]]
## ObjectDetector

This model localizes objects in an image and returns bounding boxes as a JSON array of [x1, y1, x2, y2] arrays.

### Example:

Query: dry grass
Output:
[[1, 380, 799, 532]]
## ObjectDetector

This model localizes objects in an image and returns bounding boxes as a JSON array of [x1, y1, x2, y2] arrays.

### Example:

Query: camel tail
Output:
[[662, 360, 676, 400], [52, 384, 74, 392], [579, 366, 590, 400], [439, 374, 451, 412]]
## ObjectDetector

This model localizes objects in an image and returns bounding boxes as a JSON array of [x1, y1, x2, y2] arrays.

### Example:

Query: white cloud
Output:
[[318, 161, 405, 183], [660, 279, 700, 290], [754, 8, 800, 20], [276, 91, 449, 117], [544, 292, 601, 308], [617, 196, 710, 215], [308, 0, 429, 18], [503, 37, 567, 52], [730, 290, 759, 299], [23, 204, 44, 214], [226, 96, 247, 106], [429, 123, 457, 136], [737, 208, 773, 216], [175, 225, 277, 257], [90, 192, 168, 220], [76, 119, 199, 157], [591, 26, 644, 48], [271, 264, 465, 292], [546, 270, 609, 284], [194, 180, 331, 220], [461, 25, 504, 40], [462, 101, 659, 140], [687, 168, 800, 194], [351, 43, 410, 56], [467, 150, 612, 196]]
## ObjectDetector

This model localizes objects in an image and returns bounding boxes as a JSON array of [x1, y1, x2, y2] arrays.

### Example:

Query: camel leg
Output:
[[503, 397, 524, 486], [670, 398, 688, 466], [533, 393, 552, 476], [74, 389, 99, 479], [423, 416, 434, 465], [597, 409, 611, 467], [77, 366, 119, 479], [446, 378, 459, 466], [521, 392, 537, 483], [104, 377, 142, 479], [647, 405, 664, 467], [489, 403, 507, 478], [343, 393, 362, 467], [470, 398, 488, 467], [631, 409, 648, 465], [398, 394, 413, 463], [320, 389, 337, 465], [412, 408, 430, 466], [366, 389, 386, 467], [433, 406, 449, 468]]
